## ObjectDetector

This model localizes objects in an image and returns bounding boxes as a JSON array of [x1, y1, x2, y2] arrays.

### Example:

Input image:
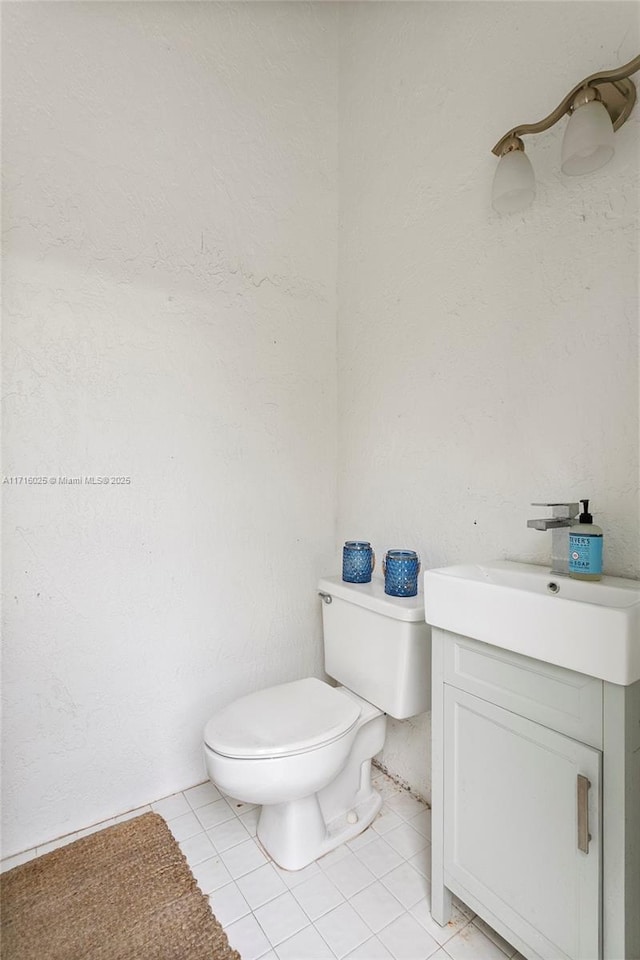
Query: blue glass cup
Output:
[[383, 549, 421, 597], [342, 541, 375, 583]]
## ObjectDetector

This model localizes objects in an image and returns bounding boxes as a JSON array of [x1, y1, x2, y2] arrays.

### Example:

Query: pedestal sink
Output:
[[424, 560, 640, 685]]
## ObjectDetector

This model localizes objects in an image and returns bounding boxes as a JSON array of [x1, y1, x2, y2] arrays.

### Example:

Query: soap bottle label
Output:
[[569, 533, 603, 575]]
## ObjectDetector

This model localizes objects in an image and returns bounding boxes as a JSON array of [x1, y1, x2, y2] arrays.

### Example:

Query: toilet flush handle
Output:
[[318, 591, 332, 604]]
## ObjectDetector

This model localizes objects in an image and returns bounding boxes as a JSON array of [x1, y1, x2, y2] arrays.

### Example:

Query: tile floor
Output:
[[1, 770, 524, 960]]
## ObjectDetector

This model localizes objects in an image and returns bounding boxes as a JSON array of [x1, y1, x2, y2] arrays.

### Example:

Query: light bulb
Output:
[[561, 99, 614, 176], [491, 148, 536, 214]]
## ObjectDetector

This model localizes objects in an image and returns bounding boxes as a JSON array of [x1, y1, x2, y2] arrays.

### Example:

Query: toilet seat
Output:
[[204, 677, 361, 760]]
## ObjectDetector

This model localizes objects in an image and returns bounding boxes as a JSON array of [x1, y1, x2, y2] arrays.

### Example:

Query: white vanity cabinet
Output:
[[431, 628, 640, 960]]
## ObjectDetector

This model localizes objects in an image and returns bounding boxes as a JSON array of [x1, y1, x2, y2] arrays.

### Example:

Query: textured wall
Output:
[[2, 1, 338, 856], [338, 2, 639, 799], [3, 1, 639, 851]]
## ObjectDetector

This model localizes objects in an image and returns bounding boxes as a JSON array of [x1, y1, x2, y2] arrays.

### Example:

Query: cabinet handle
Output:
[[577, 774, 591, 854]]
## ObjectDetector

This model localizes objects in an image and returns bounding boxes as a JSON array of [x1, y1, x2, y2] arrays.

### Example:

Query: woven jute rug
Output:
[[0, 811, 241, 960]]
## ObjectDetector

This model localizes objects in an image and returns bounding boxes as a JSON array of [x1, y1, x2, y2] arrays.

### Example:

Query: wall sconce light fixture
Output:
[[491, 54, 640, 214]]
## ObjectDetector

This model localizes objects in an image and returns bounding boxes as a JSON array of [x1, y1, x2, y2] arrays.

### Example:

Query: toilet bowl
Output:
[[204, 678, 361, 805], [203, 678, 386, 870], [203, 575, 431, 870]]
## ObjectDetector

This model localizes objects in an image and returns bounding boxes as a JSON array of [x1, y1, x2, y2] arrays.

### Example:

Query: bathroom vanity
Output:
[[425, 562, 640, 960]]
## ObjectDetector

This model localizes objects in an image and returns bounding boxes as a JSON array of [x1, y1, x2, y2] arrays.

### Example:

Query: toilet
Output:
[[202, 575, 431, 870]]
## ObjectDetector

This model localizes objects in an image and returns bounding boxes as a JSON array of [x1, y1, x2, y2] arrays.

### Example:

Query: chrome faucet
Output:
[[527, 502, 579, 576]]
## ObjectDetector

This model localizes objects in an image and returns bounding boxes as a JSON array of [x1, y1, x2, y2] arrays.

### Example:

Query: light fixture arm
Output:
[[491, 54, 640, 157]]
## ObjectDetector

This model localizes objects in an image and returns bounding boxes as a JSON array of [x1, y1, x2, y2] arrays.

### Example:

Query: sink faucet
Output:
[[527, 502, 579, 576]]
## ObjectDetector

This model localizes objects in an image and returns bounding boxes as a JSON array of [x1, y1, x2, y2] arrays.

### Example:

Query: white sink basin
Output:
[[424, 561, 640, 685]]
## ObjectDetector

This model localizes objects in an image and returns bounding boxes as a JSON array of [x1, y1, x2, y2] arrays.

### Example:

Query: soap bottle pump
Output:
[[569, 499, 603, 581]]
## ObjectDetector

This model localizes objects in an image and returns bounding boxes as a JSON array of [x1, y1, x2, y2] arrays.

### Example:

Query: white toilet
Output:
[[203, 575, 431, 870]]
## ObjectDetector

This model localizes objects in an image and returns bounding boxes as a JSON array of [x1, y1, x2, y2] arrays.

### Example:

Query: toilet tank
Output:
[[318, 576, 431, 719]]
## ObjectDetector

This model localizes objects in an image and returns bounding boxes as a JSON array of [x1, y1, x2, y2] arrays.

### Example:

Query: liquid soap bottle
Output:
[[568, 499, 603, 581]]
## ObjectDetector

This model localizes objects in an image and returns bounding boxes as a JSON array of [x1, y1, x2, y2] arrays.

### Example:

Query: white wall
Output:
[[338, 1, 639, 799], [3, 1, 639, 851], [2, 1, 338, 857]]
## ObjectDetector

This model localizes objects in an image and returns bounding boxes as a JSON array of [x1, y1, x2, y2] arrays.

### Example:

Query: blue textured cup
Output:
[[342, 541, 375, 583], [383, 550, 420, 597]]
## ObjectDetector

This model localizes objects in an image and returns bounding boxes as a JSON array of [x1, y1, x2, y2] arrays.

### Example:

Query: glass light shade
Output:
[[491, 149, 536, 214], [561, 100, 614, 175]]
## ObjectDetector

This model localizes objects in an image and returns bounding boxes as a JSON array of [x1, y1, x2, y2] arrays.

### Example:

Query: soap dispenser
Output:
[[569, 499, 603, 581]]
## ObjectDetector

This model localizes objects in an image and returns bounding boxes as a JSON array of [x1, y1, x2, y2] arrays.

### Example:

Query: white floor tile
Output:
[[407, 846, 431, 879], [220, 837, 269, 879], [191, 853, 233, 894], [207, 815, 250, 852], [184, 781, 221, 808], [253, 890, 309, 946], [372, 805, 404, 836], [179, 831, 216, 867], [241, 806, 260, 836], [195, 797, 236, 830], [273, 858, 322, 889], [209, 881, 251, 926], [452, 895, 476, 920], [354, 837, 404, 878], [380, 862, 429, 909], [76, 818, 118, 839], [322, 850, 377, 898], [114, 805, 152, 823], [445, 921, 512, 960], [223, 794, 258, 816], [409, 897, 470, 946], [291, 870, 345, 920], [35, 833, 81, 856], [237, 863, 288, 910], [377, 912, 441, 960], [151, 792, 191, 820], [276, 924, 336, 959], [350, 880, 405, 934], [167, 810, 203, 842], [1, 849, 38, 872], [319, 842, 353, 869], [472, 917, 518, 957], [226, 913, 273, 960], [383, 823, 428, 860], [344, 937, 393, 960], [384, 793, 427, 822], [314, 901, 373, 959], [408, 809, 431, 840], [345, 935, 394, 959], [348, 827, 379, 852], [372, 773, 403, 801]]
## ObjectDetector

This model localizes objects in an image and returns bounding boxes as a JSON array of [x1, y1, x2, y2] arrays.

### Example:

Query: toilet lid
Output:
[[203, 678, 361, 760]]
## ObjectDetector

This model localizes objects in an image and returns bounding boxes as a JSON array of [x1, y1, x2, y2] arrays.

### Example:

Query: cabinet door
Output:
[[444, 685, 601, 960]]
